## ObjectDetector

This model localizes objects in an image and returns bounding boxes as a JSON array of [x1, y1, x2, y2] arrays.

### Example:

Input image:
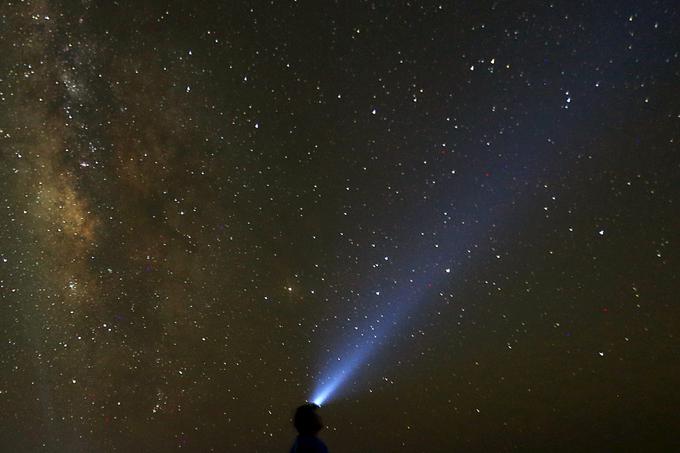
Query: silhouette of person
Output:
[[289, 403, 329, 453]]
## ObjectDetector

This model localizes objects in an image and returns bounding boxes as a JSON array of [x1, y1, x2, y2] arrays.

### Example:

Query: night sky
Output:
[[1, 1, 678, 452]]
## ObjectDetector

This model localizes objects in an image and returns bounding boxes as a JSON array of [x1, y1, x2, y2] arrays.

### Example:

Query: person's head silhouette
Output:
[[290, 403, 328, 452], [293, 403, 323, 435]]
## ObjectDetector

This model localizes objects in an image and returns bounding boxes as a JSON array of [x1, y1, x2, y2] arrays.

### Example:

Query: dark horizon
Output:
[[0, 1, 678, 451]]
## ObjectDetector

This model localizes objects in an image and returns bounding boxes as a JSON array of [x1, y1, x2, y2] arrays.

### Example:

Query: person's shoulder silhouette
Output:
[[289, 403, 329, 453]]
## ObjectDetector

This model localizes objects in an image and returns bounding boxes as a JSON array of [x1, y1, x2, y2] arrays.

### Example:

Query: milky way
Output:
[[1, 1, 678, 452]]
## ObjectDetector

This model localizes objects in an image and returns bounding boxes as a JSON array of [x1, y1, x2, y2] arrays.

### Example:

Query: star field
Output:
[[0, 1, 678, 452]]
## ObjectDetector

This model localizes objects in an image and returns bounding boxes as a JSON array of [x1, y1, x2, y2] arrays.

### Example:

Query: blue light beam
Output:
[[308, 15, 667, 403], [310, 247, 467, 406]]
